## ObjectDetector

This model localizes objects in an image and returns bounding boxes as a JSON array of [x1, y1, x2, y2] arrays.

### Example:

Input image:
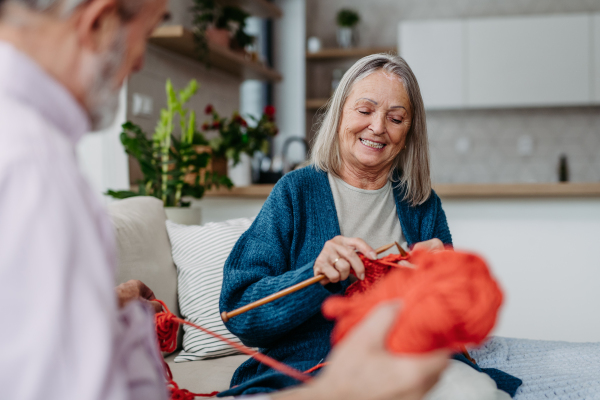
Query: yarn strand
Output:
[[154, 299, 310, 391]]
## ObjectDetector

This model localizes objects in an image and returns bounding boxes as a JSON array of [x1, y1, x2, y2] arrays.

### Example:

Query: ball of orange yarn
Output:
[[322, 249, 503, 354]]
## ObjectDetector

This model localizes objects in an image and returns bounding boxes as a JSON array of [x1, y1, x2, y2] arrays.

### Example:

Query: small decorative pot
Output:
[[336, 27, 355, 48], [211, 156, 228, 177], [164, 207, 201, 226], [307, 36, 322, 53], [206, 27, 230, 48], [227, 153, 252, 187]]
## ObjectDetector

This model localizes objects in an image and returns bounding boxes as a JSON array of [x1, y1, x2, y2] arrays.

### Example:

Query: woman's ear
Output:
[[75, 0, 121, 53]]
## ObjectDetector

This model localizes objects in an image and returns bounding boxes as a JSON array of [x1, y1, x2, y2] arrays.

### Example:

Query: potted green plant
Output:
[[192, 0, 255, 63], [107, 79, 231, 225], [202, 104, 278, 186], [336, 8, 360, 48]]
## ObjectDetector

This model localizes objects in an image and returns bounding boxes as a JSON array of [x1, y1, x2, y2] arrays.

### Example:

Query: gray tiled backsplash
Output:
[[428, 107, 600, 183]]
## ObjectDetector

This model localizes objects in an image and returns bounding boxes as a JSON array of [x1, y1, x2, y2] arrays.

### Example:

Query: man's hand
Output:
[[275, 302, 449, 400], [115, 280, 163, 313]]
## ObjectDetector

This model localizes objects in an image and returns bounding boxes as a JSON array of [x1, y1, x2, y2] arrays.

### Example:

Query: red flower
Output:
[[264, 105, 276, 119], [205, 104, 214, 115], [212, 121, 220, 129], [234, 114, 248, 127], [201, 122, 210, 131]]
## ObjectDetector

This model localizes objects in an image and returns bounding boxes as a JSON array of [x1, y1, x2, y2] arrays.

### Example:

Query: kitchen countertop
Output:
[[204, 182, 600, 199]]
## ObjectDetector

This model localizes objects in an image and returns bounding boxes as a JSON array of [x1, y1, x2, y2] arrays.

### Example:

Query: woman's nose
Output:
[[369, 112, 386, 135]]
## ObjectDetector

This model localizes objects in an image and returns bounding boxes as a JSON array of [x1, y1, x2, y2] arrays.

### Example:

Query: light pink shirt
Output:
[[0, 42, 167, 400]]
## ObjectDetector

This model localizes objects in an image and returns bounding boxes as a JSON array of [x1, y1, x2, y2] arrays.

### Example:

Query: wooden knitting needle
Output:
[[221, 242, 398, 323], [395, 241, 408, 257]]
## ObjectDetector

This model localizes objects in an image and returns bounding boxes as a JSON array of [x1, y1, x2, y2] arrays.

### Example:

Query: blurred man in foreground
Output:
[[0, 0, 447, 399]]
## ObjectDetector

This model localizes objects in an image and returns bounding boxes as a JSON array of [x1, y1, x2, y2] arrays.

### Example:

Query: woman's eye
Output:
[[391, 118, 402, 124], [358, 110, 370, 115]]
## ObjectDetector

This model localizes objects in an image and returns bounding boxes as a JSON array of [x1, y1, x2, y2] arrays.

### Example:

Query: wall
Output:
[[126, 0, 242, 183], [77, 86, 130, 203], [305, 0, 600, 183]]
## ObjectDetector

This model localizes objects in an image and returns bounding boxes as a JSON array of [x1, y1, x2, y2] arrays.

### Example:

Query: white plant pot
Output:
[[164, 207, 201, 226], [228, 153, 253, 187], [337, 27, 354, 48]]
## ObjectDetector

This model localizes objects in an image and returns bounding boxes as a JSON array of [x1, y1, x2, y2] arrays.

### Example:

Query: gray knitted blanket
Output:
[[470, 337, 600, 399]]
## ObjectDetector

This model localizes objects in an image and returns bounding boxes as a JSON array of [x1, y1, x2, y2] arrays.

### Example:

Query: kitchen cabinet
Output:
[[466, 14, 591, 108], [399, 14, 595, 109], [399, 19, 465, 109]]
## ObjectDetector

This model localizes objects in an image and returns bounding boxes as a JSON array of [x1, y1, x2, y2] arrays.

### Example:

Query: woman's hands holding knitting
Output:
[[314, 236, 377, 285], [274, 301, 449, 400]]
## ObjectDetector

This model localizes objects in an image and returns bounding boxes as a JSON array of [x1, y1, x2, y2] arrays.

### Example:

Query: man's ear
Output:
[[76, 0, 121, 53]]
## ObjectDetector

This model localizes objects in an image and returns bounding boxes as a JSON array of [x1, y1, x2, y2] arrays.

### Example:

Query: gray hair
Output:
[[310, 53, 431, 206], [3, 0, 148, 19]]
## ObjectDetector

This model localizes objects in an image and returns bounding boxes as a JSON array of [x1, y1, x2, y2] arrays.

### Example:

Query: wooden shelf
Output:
[[205, 184, 275, 198], [306, 47, 397, 60], [306, 98, 329, 110], [218, 0, 282, 19], [205, 183, 600, 199], [149, 25, 282, 82], [433, 183, 600, 198]]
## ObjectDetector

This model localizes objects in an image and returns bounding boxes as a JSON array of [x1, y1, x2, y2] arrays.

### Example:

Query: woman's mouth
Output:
[[360, 138, 386, 149]]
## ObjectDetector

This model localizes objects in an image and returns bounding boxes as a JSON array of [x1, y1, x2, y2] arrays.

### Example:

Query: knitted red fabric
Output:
[[346, 253, 410, 297], [322, 250, 503, 354]]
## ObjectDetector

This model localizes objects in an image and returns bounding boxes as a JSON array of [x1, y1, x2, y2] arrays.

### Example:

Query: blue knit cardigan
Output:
[[218, 166, 452, 396]]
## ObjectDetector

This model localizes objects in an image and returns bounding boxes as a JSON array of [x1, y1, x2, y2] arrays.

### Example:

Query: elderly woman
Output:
[[219, 54, 453, 396]]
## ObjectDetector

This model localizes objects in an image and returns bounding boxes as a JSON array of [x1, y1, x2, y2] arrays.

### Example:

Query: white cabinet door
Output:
[[399, 19, 465, 109], [592, 14, 600, 103], [466, 14, 591, 108]]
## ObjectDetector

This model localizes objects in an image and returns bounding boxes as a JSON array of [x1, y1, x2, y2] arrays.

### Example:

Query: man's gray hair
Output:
[[14, 0, 85, 14], [310, 53, 431, 206], [4, 0, 148, 19]]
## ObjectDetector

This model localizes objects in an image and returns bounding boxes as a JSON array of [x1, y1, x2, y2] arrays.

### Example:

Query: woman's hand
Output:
[[399, 238, 445, 268], [314, 236, 377, 285]]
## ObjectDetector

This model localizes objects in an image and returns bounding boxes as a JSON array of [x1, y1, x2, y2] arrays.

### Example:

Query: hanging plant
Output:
[[191, 0, 255, 64]]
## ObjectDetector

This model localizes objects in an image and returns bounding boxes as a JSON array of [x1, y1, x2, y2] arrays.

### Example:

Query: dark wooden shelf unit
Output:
[[150, 25, 282, 82]]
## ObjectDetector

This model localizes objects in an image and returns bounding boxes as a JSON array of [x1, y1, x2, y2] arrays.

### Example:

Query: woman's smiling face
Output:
[[338, 70, 412, 177]]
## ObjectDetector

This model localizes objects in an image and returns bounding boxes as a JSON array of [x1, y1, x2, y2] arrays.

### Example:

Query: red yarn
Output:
[[155, 301, 179, 353], [303, 362, 328, 374], [322, 250, 503, 354], [163, 362, 219, 399], [152, 249, 502, 397], [346, 253, 410, 297], [153, 299, 310, 399]]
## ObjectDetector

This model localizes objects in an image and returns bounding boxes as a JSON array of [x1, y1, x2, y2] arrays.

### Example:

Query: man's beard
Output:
[[84, 28, 127, 131]]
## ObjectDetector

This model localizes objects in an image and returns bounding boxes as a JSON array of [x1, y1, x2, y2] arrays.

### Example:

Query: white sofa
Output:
[[108, 196, 249, 394]]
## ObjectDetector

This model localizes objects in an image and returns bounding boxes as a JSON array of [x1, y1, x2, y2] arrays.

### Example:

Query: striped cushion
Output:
[[166, 218, 254, 361]]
